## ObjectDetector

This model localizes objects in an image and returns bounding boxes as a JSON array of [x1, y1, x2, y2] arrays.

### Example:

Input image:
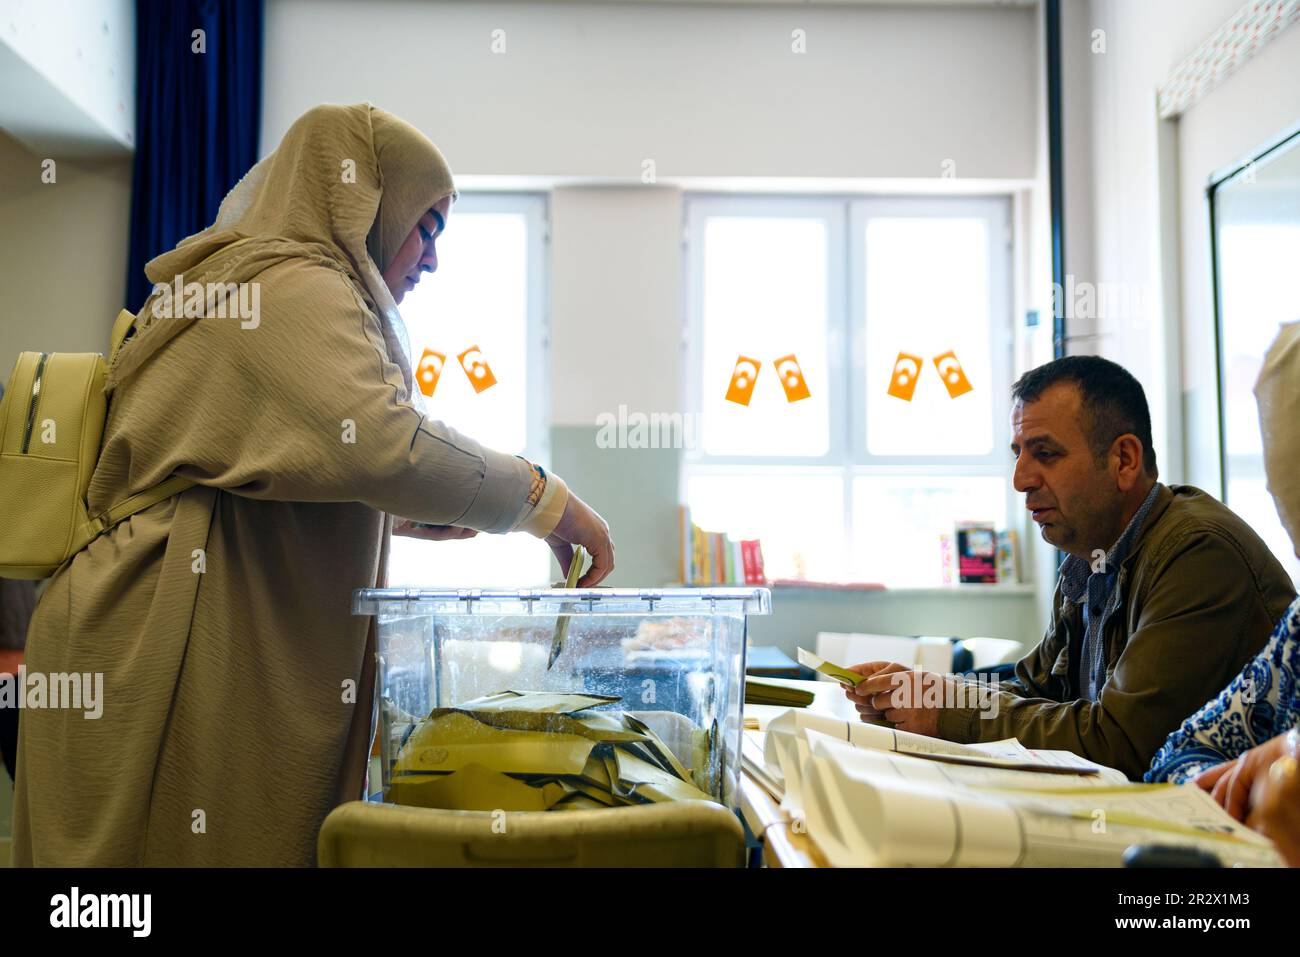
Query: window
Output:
[[1212, 127, 1300, 587], [387, 193, 551, 587], [684, 195, 1013, 587]]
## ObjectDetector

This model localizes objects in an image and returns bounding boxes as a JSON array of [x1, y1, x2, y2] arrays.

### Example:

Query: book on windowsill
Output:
[[955, 521, 998, 584], [941, 526, 1020, 586], [677, 505, 766, 586]]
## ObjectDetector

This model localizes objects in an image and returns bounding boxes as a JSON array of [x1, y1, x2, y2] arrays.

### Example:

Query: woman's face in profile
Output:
[[383, 194, 452, 303]]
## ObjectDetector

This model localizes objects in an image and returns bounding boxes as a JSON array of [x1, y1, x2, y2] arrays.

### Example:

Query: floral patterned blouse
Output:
[[1146, 596, 1300, 783]]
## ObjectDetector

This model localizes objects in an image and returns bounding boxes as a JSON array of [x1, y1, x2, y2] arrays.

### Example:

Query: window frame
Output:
[[1209, 122, 1300, 501], [681, 192, 1017, 582], [388, 191, 553, 588], [682, 194, 848, 469], [437, 191, 552, 467]]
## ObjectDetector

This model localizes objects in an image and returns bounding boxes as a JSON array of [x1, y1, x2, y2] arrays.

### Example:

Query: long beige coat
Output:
[[12, 105, 559, 866]]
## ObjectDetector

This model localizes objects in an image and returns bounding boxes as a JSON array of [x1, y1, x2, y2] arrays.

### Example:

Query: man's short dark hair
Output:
[[1011, 355, 1157, 476]]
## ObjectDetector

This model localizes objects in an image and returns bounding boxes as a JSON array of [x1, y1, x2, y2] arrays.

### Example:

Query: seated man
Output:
[[845, 355, 1296, 779]]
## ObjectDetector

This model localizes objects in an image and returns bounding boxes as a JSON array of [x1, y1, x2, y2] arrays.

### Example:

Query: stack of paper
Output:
[[387, 691, 718, 812], [756, 709, 1282, 867], [742, 729, 783, 800], [745, 678, 815, 708]]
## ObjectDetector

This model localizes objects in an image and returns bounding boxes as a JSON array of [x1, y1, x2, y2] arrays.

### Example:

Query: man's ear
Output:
[[1112, 434, 1145, 492]]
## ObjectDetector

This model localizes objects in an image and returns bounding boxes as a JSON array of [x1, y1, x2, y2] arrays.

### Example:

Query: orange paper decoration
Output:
[[415, 348, 446, 398], [457, 345, 498, 393], [725, 356, 762, 405], [887, 351, 924, 401], [773, 354, 811, 403], [933, 350, 973, 398]]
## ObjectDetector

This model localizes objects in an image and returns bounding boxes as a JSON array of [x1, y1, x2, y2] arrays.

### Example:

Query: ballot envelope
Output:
[[352, 587, 771, 812]]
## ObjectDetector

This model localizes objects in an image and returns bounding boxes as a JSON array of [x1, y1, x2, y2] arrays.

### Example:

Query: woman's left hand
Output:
[[1246, 730, 1300, 866], [1195, 733, 1289, 822], [392, 518, 479, 541]]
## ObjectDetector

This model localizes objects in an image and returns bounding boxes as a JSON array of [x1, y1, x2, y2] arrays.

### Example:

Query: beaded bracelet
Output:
[[522, 459, 547, 508]]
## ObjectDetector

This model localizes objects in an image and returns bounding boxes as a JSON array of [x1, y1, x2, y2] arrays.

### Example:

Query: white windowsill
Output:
[[770, 582, 1036, 597]]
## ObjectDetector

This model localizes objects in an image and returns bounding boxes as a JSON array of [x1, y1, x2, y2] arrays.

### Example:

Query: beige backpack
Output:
[[0, 308, 192, 579]]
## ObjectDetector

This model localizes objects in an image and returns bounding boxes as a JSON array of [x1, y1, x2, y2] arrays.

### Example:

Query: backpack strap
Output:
[[98, 474, 197, 531], [110, 307, 137, 360], [70, 475, 197, 557]]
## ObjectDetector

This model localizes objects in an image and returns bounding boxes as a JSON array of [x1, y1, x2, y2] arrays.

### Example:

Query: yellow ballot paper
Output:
[[613, 748, 716, 804], [578, 751, 614, 791], [457, 690, 621, 715], [385, 690, 723, 813], [560, 776, 625, 807], [547, 548, 587, 669], [797, 647, 868, 687], [456, 707, 651, 745], [395, 711, 595, 776], [745, 678, 815, 707], [622, 713, 693, 783], [388, 763, 566, 812], [552, 794, 609, 811]]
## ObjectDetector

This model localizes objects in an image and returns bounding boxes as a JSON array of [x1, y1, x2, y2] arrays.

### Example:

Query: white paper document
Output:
[[764, 709, 1116, 776], [754, 707, 1281, 868]]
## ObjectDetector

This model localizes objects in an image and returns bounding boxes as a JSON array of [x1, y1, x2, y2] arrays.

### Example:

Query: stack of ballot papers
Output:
[[387, 690, 718, 812], [753, 709, 1283, 867], [745, 678, 815, 708]]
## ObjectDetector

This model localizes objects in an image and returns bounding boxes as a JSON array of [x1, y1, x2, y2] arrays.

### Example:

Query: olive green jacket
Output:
[[936, 484, 1296, 779]]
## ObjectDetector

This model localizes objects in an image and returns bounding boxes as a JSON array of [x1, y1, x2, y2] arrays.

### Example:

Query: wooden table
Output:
[[738, 765, 827, 868]]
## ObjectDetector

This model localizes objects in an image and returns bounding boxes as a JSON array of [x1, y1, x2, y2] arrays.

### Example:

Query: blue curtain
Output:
[[125, 0, 263, 311]]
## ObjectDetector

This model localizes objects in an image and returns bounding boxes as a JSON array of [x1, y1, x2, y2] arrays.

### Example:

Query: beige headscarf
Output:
[[1255, 320, 1300, 556], [108, 103, 457, 399]]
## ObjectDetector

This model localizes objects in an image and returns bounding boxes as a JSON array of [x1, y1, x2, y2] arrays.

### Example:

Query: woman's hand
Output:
[[545, 492, 614, 587], [1194, 733, 1289, 822], [1247, 730, 1300, 866], [392, 518, 479, 542]]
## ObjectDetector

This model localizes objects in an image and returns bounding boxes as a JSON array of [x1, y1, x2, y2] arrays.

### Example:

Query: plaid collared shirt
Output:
[[1058, 482, 1162, 701]]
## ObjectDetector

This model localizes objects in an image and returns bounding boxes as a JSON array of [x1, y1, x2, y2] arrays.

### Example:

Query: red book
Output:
[[741, 539, 766, 584]]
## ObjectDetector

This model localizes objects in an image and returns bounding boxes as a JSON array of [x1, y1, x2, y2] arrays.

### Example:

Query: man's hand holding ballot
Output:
[[843, 663, 951, 738]]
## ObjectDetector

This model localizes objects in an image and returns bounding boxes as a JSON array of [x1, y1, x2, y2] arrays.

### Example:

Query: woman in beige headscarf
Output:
[[1145, 320, 1300, 865], [11, 103, 614, 866]]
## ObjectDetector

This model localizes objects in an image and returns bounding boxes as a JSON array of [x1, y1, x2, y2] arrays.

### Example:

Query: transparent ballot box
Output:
[[353, 587, 771, 814]]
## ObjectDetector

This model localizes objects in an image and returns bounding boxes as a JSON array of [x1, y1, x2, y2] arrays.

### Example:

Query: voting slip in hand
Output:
[[547, 547, 587, 670], [797, 647, 868, 687]]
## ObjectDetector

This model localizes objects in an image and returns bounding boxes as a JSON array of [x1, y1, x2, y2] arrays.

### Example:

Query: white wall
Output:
[[0, 130, 132, 377], [1022, 0, 1056, 629], [1075, 0, 1300, 492], [550, 185, 684, 425], [0, 0, 134, 155], [1176, 22, 1300, 492], [261, 0, 1037, 180], [0, 0, 134, 373], [1064, 0, 1234, 484]]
